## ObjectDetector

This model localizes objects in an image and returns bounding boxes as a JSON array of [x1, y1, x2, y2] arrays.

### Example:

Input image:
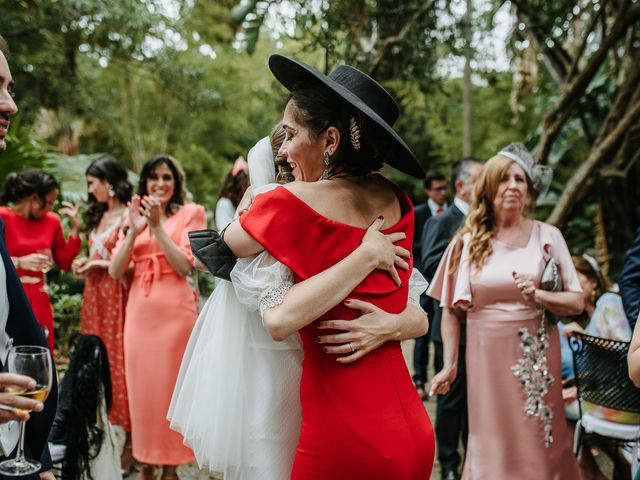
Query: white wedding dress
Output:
[[168, 138, 303, 480], [168, 136, 427, 479]]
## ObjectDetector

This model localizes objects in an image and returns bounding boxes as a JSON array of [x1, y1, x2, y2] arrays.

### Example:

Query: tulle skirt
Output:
[[168, 279, 303, 480]]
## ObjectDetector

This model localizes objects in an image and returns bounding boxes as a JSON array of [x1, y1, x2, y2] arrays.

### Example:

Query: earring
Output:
[[108, 184, 115, 198], [322, 151, 330, 180]]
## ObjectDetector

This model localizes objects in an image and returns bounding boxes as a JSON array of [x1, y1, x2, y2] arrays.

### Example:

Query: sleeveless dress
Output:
[[0, 207, 81, 350], [114, 203, 205, 465], [80, 217, 130, 431], [239, 184, 435, 480], [428, 221, 583, 480]]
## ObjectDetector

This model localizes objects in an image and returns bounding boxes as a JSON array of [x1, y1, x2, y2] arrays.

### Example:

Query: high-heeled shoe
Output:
[[139, 464, 158, 480]]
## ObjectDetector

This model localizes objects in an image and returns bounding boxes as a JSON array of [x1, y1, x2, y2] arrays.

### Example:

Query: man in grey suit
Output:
[[420, 158, 482, 480]]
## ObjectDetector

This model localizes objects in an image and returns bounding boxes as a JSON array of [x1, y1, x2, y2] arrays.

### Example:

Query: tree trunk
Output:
[[463, 0, 473, 156]]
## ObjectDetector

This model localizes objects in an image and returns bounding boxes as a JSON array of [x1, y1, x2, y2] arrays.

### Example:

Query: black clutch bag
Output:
[[188, 229, 237, 281]]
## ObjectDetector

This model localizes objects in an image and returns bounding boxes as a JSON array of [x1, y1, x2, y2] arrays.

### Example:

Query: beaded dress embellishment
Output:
[[259, 281, 294, 314], [511, 311, 555, 447]]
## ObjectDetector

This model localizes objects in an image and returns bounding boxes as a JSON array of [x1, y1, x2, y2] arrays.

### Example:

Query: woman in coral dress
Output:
[[110, 155, 205, 480], [224, 55, 434, 479], [75, 156, 133, 458], [0, 168, 81, 350], [429, 145, 583, 479]]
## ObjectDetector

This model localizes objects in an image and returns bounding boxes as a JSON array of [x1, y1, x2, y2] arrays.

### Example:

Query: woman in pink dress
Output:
[[110, 155, 205, 480], [0, 169, 81, 350], [429, 144, 584, 479], [74, 155, 133, 469]]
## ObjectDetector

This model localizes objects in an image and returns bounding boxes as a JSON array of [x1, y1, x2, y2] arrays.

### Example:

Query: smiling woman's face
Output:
[[277, 100, 326, 182], [492, 161, 528, 216], [146, 162, 175, 206]]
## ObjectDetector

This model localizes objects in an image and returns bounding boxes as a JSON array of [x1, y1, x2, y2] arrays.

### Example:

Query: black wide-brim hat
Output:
[[268, 54, 424, 178]]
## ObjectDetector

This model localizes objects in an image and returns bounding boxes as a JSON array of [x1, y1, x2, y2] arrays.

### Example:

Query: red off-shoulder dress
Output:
[[240, 182, 434, 480], [0, 207, 81, 350]]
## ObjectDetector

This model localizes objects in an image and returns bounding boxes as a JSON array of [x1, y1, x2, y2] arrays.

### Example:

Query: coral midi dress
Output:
[[0, 206, 81, 351], [240, 184, 435, 480], [80, 217, 131, 431], [428, 221, 583, 480], [116, 203, 205, 465]]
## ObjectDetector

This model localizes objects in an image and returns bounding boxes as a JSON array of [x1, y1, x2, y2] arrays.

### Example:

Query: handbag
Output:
[[188, 228, 237, 281], [539, 257, 563, 325]]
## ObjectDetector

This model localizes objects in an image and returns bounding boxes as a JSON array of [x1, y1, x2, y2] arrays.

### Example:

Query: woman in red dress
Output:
[[73, 155, 133, 468], [0, 169, 81, 350], [224, 55, 435, 479]]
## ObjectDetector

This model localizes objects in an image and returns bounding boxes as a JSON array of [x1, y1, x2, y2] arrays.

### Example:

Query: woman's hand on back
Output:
[[360, 216, 410, 286]]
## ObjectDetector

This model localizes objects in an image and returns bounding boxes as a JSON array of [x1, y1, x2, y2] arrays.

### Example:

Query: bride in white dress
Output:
[[168, 134, 428, 479]]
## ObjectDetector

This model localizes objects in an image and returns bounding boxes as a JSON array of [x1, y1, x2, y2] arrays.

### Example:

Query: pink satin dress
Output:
[[428, 221, 583, 480]]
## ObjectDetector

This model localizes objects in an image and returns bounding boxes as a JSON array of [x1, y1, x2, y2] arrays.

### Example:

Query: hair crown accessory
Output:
[[349, 116, 361, 151], [498, 143, 553, 197]]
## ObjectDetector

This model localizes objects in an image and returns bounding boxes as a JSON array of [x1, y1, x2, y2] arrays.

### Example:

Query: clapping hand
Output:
[[140, 195, 162, 230], [128, 195, 147, 236]]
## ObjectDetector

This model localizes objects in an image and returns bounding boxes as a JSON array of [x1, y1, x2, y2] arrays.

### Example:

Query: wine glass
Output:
[[35, 248, 53, 274], [0, 346, 52, 476], [35, 248, 53, 294]]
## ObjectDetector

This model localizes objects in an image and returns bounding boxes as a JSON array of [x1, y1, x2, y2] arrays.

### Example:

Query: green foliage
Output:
[[48, 270, 84, 353]]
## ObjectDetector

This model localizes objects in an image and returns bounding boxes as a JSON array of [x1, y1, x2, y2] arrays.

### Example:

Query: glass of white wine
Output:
[[0, 345, 52, 476]]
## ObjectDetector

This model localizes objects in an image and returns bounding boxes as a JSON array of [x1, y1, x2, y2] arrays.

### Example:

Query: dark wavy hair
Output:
[[288, 85, 391, 178], [55, 334, 112, 480], [138, 155, 186, 216], [84, 155, 132, 232], [217, 169, 249, 208], [1, 168, 59, 205]]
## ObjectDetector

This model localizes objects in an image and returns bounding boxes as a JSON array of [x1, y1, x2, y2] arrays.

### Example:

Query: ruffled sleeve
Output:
[[407, 268, 429, 308], [230, 252, 294, 315], [426, 234, 473, 309], [539, 222, 582, 293]]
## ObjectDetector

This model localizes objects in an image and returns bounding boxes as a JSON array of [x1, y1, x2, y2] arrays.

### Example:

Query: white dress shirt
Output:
[[427, 198, 447, 216], [0, 258, 18, 456], [454, 196, 471, 216]]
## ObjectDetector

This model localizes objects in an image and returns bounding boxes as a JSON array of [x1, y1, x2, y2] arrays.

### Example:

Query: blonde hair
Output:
[[450, 154, 534, 273], [270, 121, 293, 184]]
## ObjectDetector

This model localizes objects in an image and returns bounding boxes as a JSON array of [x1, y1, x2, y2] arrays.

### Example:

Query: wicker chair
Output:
[[570, 332, 640, 478]]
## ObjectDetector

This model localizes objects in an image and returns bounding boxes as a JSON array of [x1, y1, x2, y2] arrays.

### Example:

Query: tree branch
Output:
[[546, 94, 640, 227], [366, 0, 436, 75], [535, 5, 640, 163]]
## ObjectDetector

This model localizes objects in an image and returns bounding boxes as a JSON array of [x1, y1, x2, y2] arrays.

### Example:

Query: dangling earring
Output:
[[322, 151, 330, 180], [108, 184, 115, 198]]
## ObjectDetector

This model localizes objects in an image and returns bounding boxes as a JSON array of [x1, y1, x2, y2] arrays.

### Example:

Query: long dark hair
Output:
[[138, 155, 186, 216], [1, 168, 59, 205], [56, 334, 112, 480], [217, 169, 249, 208], [288, 85, 388, 177], [84, 155, 132, 232]]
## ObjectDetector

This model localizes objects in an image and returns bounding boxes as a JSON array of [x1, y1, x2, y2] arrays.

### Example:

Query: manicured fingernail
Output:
[[323, 347, 328, 353], [378, 216, 384, 220], [35, 403, 44, 411], [344, 299, 351, 304], [316, 337, 322, 343]]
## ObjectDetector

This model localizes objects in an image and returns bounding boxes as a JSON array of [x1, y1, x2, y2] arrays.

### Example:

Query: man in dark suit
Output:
[[412, 171, 448, 398], [0, 36, 56, 480], [620, 226, 640, 329], [421, 158, 482, 480]]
